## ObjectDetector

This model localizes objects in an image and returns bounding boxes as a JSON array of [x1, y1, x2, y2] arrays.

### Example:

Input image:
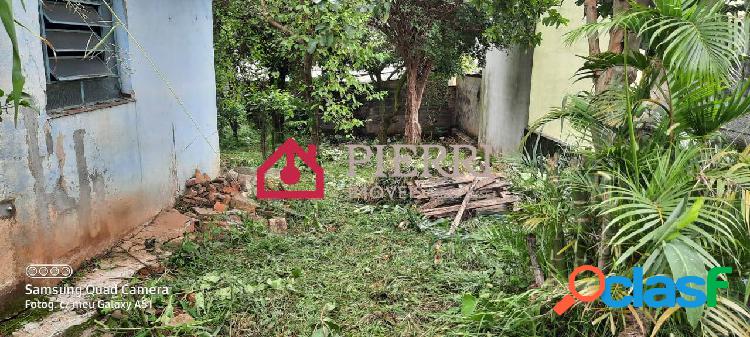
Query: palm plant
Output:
[[602, 146, 744, 327], [516, 0, 750, 336]]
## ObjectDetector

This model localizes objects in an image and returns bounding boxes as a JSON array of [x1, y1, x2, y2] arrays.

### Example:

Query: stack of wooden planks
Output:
[[408, 174, 518, 220]]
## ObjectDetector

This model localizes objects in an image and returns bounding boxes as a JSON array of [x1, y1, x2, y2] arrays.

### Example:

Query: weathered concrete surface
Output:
[[479, 48, 534, 154], [455, 76, 482, 138], [0, 0, 218, 314], [12, 210, 195, 337]]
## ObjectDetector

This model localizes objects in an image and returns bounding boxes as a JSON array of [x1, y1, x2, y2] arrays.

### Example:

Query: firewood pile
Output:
[[408, 174, 518, 220], [179, 169, 256, 215]]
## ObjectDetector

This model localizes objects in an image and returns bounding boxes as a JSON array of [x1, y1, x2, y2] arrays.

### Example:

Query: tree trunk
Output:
[[584, 0, 603, 92], [302, 53, 319, 145], [404, 60, 431, 144], [526, 233, 545, 287], [250, 110, 268, 158], [271, 63, 289, 147], [597, 0, 649, 91], [596, 0, 628, 90], [229, 118, 240, 140], [584, 0, 600, 56]]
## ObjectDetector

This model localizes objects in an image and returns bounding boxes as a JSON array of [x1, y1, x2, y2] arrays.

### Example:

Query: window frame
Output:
[[40, 0, 131, 114]]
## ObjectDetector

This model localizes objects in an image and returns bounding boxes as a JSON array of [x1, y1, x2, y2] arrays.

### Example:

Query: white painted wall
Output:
[[479, 48, 534, 154], [528, 0, 604, 145], [0, 0, 218, 310]]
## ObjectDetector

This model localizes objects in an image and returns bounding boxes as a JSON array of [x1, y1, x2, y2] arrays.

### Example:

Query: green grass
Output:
[[0, 297, 54, 336], [97, 133, 532, 336]]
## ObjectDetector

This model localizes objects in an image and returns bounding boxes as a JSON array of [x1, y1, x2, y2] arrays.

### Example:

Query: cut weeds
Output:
[[96, 142, 531, 336]]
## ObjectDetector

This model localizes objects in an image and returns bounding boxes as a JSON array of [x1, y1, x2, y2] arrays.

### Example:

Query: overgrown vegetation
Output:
[[0, 0, 30, 122], [159, 0, 750, 336], [5, 0, 749, 335], [96, 137, 533, 336], [213, 0, 564, 147], [470, 1, 750, 336]]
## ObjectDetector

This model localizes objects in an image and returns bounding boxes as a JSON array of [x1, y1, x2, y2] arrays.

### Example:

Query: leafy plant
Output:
[[513, 0, 750, 336], [0, 0, 30, 123]]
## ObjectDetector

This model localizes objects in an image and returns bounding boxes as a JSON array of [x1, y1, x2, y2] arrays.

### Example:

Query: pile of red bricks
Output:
[[181, 169, 245, 213]]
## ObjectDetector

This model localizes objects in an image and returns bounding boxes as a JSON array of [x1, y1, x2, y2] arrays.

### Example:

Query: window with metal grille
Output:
[[40, 0, 124, 111]]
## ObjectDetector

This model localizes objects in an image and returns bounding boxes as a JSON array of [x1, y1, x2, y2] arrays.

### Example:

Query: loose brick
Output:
[[192, 207, 218, 216], [186, 178, 199, 187], [194, 169, 206, 183], [230, 194, 258, 213], [268, 217, 288, 234], [213, 201, 227, 213], [222, 186, 239, 195]]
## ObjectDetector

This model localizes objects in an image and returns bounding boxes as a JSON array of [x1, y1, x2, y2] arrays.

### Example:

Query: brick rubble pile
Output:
[[180, 169, 257, 215]]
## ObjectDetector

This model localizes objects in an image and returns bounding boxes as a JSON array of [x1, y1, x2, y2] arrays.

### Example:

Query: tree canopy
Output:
[[372, 0, 566, 143]]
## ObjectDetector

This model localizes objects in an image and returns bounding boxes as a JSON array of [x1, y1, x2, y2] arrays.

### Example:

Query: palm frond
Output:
[[601, 146, 742, 271], [564, 9, 653, 47], [642, 0, 744, 82], [567, 0, 745, 84], [575, 51, 650, 83], [701, 297, 750, 337], [673, 79, 750, 137]]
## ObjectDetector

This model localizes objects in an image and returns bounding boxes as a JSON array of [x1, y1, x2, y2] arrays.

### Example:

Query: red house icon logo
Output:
[[257, 138, 325, 200]]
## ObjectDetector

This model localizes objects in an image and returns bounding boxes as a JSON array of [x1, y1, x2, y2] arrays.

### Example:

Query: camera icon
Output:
[[26, 264, 73, 279]]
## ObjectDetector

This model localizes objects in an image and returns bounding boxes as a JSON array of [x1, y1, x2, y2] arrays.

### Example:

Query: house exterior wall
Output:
[[0, 0, 219, 313], [528, 1, 606, 144]]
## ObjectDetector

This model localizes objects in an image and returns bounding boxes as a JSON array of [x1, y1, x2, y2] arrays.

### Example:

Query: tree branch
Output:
[[259, 0, 294, 36]]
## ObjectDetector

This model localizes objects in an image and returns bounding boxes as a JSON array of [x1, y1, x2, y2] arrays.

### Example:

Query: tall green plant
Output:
[[518, 0, 750, 335], [0, 0, 28, 123]]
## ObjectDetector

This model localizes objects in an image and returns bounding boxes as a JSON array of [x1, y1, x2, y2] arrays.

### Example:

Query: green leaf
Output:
[[159, 297, 175, 324], [662, 197, 703, 242], [311, 327, 327, 337], [461, 293, 477, 317], [202, 273, 221, 284], [0, 0, 26, 122], [663, 239, 706, 327], [307, 40, 318, 54], [267, 278, 285, 290], [323, 302, 336, 313], [195, 292, 205, 310], [216, 287, 232, 299]]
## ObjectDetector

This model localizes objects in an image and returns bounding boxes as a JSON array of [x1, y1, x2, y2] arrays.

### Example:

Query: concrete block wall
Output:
[[355, 79, 456, 138]]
